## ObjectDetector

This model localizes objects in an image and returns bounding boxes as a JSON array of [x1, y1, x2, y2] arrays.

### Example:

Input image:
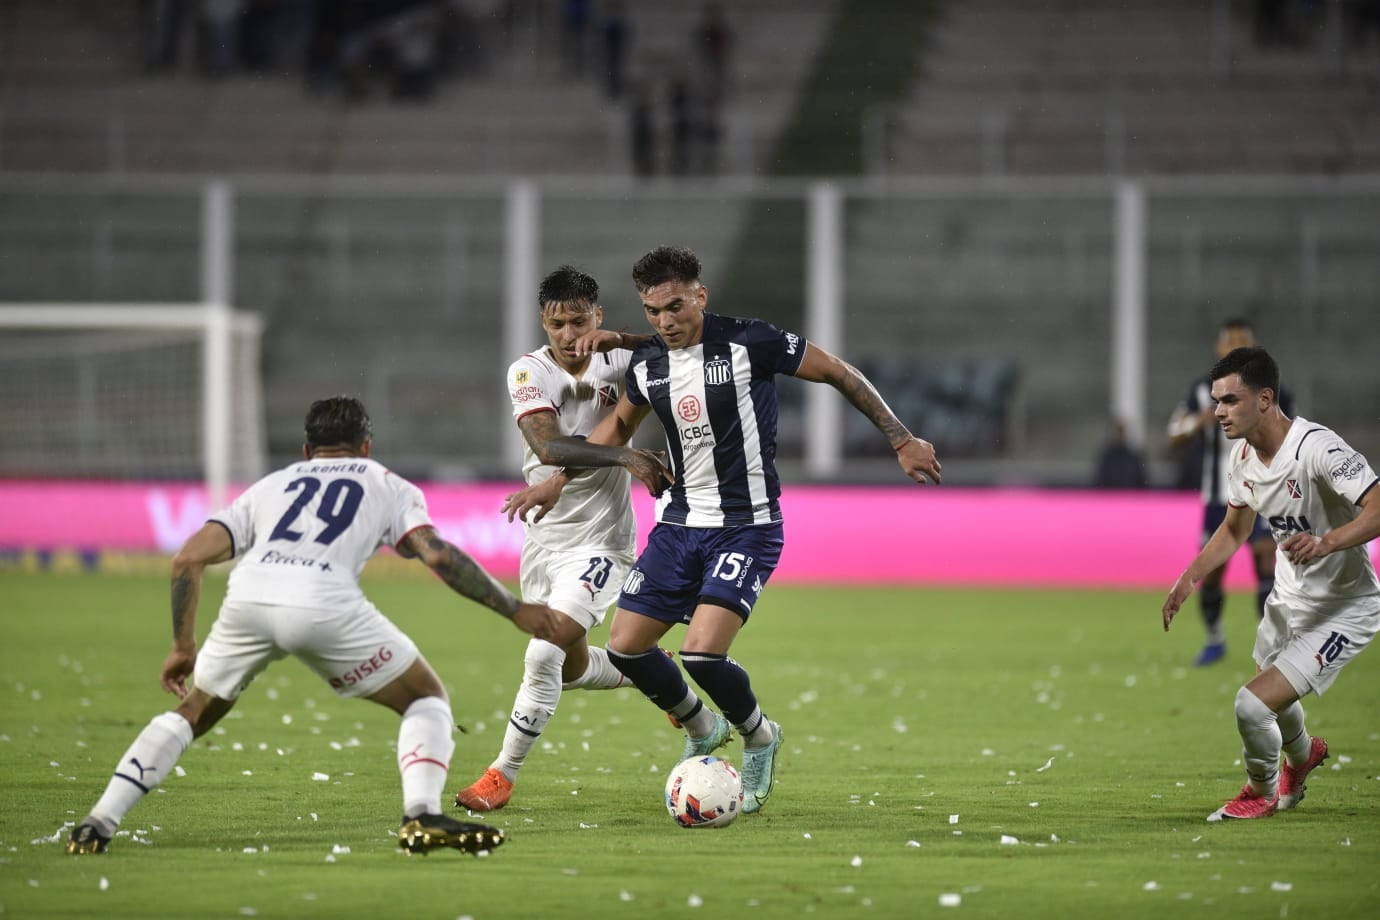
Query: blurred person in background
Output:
[[66, 396, 558, 857], [1163, 346, 1380, 821], [1093, 418, 1149, 490], [1168, 318, 1291, 666]]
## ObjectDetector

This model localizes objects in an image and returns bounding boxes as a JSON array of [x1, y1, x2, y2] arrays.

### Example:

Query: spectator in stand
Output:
[[198, 0, 245, 78], [141, 0, 188, 72], [630, 82, 658, 178], [600, 0, 629, 100], [562, 0, 592, 77], [696, 2, 732, 99], [1093, 419, 1149, 490], [668, 77, 693, 175]]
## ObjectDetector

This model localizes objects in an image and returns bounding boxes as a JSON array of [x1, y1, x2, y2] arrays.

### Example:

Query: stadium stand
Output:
[[876, 0, 1380, 176]]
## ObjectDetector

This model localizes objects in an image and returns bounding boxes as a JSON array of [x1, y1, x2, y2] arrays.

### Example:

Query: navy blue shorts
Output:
[[1202, 502, 1273, 543], [618, 522, 784, 624]]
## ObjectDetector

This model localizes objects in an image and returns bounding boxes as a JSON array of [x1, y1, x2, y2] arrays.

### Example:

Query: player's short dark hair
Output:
[[538, 265, 599, 310], [1211, 346, 1280, 397], [304, 395, 372, 448], [632, 246, 701, 291]]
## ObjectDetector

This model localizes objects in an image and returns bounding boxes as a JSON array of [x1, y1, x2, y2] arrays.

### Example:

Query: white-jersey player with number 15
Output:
[[1163, 346, 1380, 823], [455, 266, 668, 813], [66, 396, 559, 857]]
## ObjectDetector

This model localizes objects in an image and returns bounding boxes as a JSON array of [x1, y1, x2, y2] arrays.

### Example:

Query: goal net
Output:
[[0, 305, 266, 498]]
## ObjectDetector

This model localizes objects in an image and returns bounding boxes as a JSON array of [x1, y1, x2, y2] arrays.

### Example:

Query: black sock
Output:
[[1200, 584, 1225, 643], [608, 646, 689, 711], [681, 651, 760, 728]]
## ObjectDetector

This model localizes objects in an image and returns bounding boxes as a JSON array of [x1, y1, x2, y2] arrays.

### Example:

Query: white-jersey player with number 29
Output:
[[67, 396, 559, 857], [455, 266, 668, 813], [1163, 346, 1380, 823]]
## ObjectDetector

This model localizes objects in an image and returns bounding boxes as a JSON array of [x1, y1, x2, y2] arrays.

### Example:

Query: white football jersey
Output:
[[508, 347, 636, 553], [212, 457, 432, 609], [1226, 417, 1380, 605]]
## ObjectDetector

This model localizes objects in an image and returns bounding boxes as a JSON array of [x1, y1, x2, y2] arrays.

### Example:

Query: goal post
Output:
[[0, 303, 266, 509]]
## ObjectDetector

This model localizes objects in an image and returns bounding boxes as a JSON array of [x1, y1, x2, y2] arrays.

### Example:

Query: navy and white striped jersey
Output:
[[626, 312, 806, 527]]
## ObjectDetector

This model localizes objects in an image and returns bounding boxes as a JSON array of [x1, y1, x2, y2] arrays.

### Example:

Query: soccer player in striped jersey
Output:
[[503, 245, 941, 814], [454, 266, 668, 813], [1163, 347, 1380, 822], [1167, 319, 1291, 666], [66, 396, 559, 856]]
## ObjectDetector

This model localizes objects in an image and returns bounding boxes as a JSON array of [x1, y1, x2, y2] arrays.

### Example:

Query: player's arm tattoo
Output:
[[518, 411, 567, 466], [406, 529, 519, 618], [834, 361, 911, 448], [537, 435, 634, 470], [169, 572, 200, 650]]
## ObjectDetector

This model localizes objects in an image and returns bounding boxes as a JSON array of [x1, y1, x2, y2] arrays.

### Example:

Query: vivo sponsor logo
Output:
[[645, 376, 671, 387], [431, 515, 526, 557], [147, 489, 211, 551]]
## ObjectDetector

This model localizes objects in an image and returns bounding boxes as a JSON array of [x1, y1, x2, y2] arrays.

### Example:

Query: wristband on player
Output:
[[893, 434, 914, 452]]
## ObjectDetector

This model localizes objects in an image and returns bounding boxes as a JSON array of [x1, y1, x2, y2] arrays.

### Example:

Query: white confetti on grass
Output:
[[1270, 882, 1293, 892], [311, 773, 330, 781], [939, 893, 961, 907], [1036, 758, 1055, 773], [687, 894, 703, 907], [905, 840, 921, 848], [1000, 835, 1019, 845], [619, 891, 634, 902], [1144, 882, 1161, 891], [949, 815, 960, 824], [850, 855, 862, 867], [99, 877, 109, 891]]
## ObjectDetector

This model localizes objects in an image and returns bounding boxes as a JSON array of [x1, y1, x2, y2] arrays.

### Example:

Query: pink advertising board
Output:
[[1, 479, 1348, 589]]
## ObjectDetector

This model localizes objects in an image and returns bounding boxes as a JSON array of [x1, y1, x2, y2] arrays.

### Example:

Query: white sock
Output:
[[398, 696, 455, 819], [493, 639, 565, 781], [88, 711, 193, 833], [1277, 700, 1312, 766], [671, 691, 717, 737], [1234, 686, 1281, 795], [737, 707, 773, 749], [562, 645, 627, 691]]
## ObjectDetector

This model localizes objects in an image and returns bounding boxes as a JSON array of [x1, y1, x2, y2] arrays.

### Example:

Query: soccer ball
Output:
[[664, 755, 743, 828]]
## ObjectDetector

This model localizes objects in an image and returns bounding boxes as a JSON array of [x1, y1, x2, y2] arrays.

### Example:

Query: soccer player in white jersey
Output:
[[454, 266, 668, 813], [503, 246, 942, 815], [66, 396, 560, 856], [1163, 347, 1380, 822]]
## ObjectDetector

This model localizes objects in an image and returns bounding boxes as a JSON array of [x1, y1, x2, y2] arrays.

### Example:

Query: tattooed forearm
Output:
[[427, 536, 519, 618], [835, 362, 910, 447], [170, 572, 199, 647], [540, 436, 633, 470]]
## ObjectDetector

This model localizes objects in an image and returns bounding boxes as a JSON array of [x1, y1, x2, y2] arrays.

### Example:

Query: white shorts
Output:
[[1254, 594, 1380, 697], [519, 542, 634, 632], [193, 598, 419, 700]]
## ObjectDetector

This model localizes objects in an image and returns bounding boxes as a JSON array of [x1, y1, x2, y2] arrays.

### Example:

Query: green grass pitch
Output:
[[1, 570, 1378, 919]]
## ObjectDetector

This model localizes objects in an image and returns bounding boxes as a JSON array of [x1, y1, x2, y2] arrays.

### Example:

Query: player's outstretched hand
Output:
[[572, 329, 624, 357], [512, 602, 562, 640], [160, 645, 197, 698], [623, 448, 674, 497], [1161, 572, 1197, 632], [503, 474, 567, 524], [897, 437, 942, 485]]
